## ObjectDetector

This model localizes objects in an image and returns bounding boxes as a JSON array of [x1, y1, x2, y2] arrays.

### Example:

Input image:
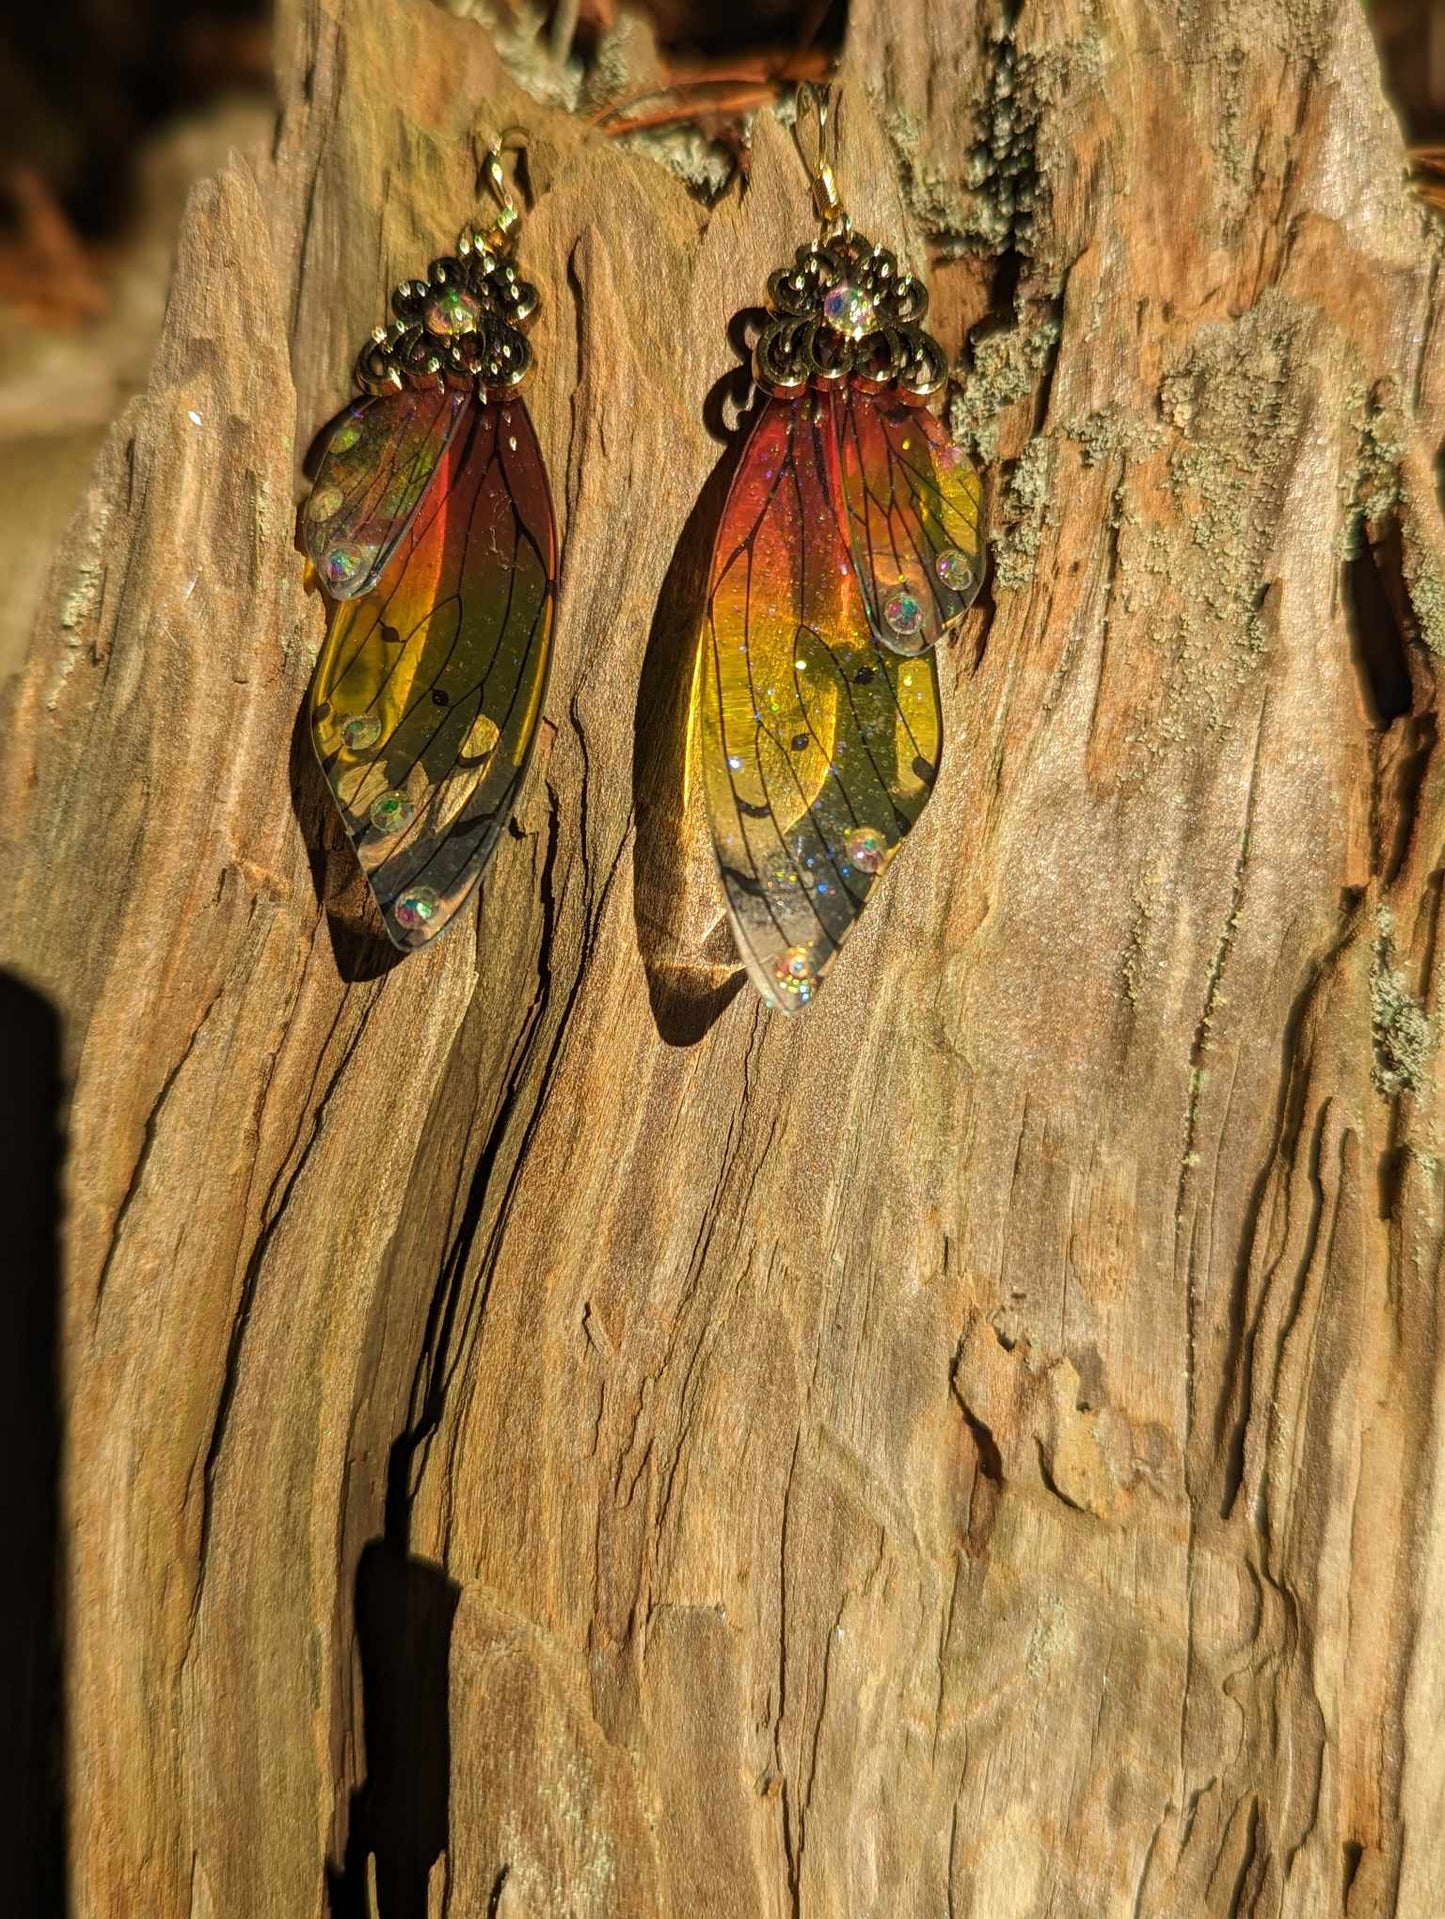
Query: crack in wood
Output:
[[191, 989, 375, 1624]]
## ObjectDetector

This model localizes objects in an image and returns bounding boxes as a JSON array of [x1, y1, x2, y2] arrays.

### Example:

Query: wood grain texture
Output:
[[4, 0, 1445, 1913]]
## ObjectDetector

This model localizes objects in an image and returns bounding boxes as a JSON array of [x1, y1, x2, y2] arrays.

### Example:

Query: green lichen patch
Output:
[[991, 435, 1059, 592], [614, 124, 737, 202], [960, 15, 1044, 258], [1402, 522, 1445, 658], [1339, 380, 1407, 561], [60, 560, 104, 635], [882, 102, 979, 257], [1335, 377, 1445, 659], [1068, 407, 1162, 471], [442, 0, 584, 108], [945, 11, 1104, 266], [1158, 293, 1307, 661], [1373, 906, 1435, 1098], [1121, 875, 1163, 1007], [948, 303, 1061, 464], [1173, 1, 1333, 226], [442, 0, 739, 198], [1081, 299, 1326, 764], [1066, 408, 1161, 540]]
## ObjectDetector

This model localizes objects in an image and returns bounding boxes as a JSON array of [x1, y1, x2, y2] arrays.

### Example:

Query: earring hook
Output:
[[792, 80, 847, 232], [475, 126, 527, 251]]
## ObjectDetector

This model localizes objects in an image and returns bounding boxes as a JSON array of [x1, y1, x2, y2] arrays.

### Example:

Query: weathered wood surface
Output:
[[5, 0, 1445, 1913]]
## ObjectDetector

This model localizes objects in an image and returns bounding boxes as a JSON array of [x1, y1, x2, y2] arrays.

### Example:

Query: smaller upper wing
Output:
[[835, 390, 984, 656], [303, 385, 469, 600]]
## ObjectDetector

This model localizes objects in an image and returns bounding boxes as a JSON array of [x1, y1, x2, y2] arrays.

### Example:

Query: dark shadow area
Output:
[[325, 1521, 459, 1919], [1, 0, 271, 240], [630, 322, 761, 1046], [962, 561, 997, 675], [1342, 1838, 1364, 1904], [328, 915, 567, 1912], [0, 971, 66, 1918], [625, 0, 845, 60], [1344, 524, 1438, 886], [1345, 530, 1413, 728], [288, 691, 407, 984]]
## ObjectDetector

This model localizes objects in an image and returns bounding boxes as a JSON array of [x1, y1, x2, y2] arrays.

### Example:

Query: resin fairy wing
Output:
[[302, 385, 470, 598], [695, 391, 942, 1011], [835, 391, 984, 655], [309, 395, 556, 948]]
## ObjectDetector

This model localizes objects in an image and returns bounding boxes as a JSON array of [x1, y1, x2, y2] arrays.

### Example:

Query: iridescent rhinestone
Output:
[[822, 283, 876, 339], [845, 824, 888, 874], [323, 544, 371, 588], [425, 286, 482, 336], [936, 547, 974, 591], [727, 754, 744, 771], [311, 485, 344, 520], [370, 789, 415, 834], [340, 713, 382, 751], [883, 586, 925, 637], [773, 946, 817, 1003], [331, 423, 361, 454], [394, 886, 441, 933]]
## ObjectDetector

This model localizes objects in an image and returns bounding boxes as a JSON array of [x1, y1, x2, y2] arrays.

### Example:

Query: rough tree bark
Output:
[[4, 0, 1445, 1913]]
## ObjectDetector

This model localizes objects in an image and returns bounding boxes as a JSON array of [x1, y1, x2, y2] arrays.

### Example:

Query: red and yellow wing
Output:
[[694, 391, 942, 1011], [309, 396, 556, 948]]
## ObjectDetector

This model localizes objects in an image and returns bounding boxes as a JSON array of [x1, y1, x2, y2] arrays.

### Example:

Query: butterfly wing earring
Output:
[[694, 84, 984, 1012], [301, 132, 557, 949]]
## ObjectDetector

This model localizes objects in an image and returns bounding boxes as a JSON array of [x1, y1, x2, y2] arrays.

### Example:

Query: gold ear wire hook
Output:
[[793, 80, 846, 232], [476, 126, 527, 251]]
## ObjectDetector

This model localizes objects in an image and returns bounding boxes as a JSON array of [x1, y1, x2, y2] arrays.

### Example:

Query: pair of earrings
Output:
[[301, 88, 983, 1012]]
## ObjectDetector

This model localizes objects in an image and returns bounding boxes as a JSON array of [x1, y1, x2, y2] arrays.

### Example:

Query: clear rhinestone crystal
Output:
[[936, 547, 974, 590], [822, 283, 876, 339], [394, 886, 441, 933], [773, 946, 817, 1004], [370, 789, 415, 835], [340, 714, 382, 751], [323, 543, 371, 588], [425, 287, 482, 337], [844, 825, 887, 874], [883, 586, 924, 636]]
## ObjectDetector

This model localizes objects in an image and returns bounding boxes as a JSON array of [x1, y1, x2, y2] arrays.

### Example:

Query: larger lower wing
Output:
[[695, 391, 942, 1011]]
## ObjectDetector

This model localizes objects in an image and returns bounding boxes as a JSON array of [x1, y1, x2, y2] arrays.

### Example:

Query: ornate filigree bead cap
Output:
[[355, 136, 539, 398], [355, 240, 539, 396], [753, 229, 947, 402]]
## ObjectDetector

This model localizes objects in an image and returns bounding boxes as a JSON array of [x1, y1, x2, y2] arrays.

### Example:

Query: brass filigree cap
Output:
[[753, 230, 946, 402], [355, 233, 539, 398]]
